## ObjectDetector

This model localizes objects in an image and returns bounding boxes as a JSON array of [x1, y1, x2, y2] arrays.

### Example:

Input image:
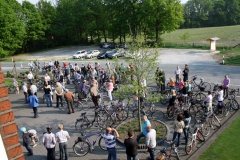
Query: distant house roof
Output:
[[206, 37, 220, 41]]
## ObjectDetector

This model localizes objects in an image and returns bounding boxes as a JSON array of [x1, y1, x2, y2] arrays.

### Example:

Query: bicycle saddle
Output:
[[81, 112, 87, 116], [200, 78, 204, 81]]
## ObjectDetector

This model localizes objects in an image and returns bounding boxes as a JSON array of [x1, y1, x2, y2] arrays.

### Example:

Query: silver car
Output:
[[72, 50, 87, 59], [85, 50, 100, 59]]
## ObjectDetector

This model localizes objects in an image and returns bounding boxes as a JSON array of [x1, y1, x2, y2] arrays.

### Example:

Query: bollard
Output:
[[222, 55, 224, 65], [21, 62, 23, 68]]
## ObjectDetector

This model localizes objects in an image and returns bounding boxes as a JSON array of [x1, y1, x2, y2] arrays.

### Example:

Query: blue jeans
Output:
[[183, 128, 189, 143], [136, 132, 144, 143], [127, 155, 138, 160], [59, 142, 68, 160], [107, 147, 116, 160], [148, 147, 155, 160], [24, 142, 33, 155], [172, 132, 182, 147], [45, 94, 52, 107]]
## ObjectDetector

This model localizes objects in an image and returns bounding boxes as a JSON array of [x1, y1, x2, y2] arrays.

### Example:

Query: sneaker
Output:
[[33, 144, 37, 147]]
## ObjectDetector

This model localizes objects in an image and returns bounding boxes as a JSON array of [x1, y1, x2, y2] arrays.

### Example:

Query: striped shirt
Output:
[[55, 130, 69, 143], [103, 133, 116, 148]]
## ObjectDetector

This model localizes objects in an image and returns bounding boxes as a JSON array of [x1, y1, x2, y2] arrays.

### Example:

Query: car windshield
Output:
[[100, 51, 106, 54], [87, 51, 93, 54]]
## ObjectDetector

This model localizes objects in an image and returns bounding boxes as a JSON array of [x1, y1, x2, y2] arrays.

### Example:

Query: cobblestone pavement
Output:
[[10, 82, 240, 160]]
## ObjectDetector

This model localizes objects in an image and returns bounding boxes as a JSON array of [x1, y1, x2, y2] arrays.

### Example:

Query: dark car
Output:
[[97, 50, 110, 59], [109, 43, 118, 49], [99, 42, 105, 48], [119, 43, 127, 49]]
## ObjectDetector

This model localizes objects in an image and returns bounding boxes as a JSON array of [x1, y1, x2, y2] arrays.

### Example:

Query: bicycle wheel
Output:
[[59, 103, 68, 111], [160, 97, 169, 105], [151, 110, 164, 121], [98, 136, 107, 151], [200, 121, 211, 137], [201, 82, 211, 92], [73, 141, 90, 157], [215, 107, 226, 121], [74, 101, 83, 111], [196, 130, 205, 142], [195, 93, 206, 101], [188, 104, 199, 117], [75, 119, 89, 133], [166, 107, 175, 120], [232, 99, 239, 110], [185, 139, 195, 155], [211, 116, 221, 130], [116, 109, 128, 121]]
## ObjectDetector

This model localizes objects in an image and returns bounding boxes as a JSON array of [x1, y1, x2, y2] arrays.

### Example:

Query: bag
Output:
[[50, 91, 53, 95]]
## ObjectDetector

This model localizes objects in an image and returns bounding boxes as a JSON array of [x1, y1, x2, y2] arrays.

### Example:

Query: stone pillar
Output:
[[0, 63, 25, 160]]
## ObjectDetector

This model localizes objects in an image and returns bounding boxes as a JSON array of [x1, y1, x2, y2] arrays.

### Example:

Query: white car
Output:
[[85, 50, 100, 59], [103, 43, 111, 49], [73, 50, 87, 59]]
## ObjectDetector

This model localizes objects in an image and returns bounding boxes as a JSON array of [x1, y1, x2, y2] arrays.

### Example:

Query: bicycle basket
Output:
[[200, 86, 205, 91]]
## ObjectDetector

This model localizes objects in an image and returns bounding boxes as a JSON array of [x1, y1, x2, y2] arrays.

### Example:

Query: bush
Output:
[[6, 71, 11, 77]]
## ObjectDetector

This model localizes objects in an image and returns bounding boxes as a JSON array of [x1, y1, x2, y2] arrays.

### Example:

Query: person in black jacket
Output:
[[124, 130, 138, 160], [20, 127, 33, 156]]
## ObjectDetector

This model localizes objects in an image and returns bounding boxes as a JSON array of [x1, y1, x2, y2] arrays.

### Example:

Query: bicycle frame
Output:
[[84, 132, 103, 148]]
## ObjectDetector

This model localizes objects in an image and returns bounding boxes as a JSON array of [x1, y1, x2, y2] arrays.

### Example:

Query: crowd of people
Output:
[[16, 60, 232, 160]]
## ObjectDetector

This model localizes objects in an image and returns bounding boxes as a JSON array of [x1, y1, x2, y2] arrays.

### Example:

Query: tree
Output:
[[180, 32, 190, 43], [0, 0, 25, 57], [22, 1, 45, 52], [113, 39, 161, 132]]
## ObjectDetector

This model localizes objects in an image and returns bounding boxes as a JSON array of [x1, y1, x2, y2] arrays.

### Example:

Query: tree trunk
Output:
[[155, 20, 159, 42]]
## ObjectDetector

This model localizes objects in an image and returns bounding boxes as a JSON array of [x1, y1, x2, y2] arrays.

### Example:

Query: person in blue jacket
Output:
[[28, 91, 39, 118]]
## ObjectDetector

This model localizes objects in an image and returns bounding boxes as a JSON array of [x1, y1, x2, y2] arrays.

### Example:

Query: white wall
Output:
[[0, 134, 8, 160]]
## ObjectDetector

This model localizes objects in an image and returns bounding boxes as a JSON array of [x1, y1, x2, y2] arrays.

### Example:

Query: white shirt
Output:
[[55, 130, 69, 143], [49, 61, 53, 66], [175, 69, 182, 75], [28, 62, 33, 67], [205, 94, 213, 103], [28, 73, 33, 79], [22, 85, 27, 92], [45, 76, 50, 81], [141, 79, 146, 87], [218, 90, 224, 101], [31, 85, 37, 93], [145, 129, 156, 148]]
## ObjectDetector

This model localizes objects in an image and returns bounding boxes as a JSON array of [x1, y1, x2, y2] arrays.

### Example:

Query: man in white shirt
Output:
[[28, 61, 34, 71], [174, 66, 182, 82], [49, 61, 53, 67], [145, 125, 156, 160], [27, 72, 34, 83], [22, 82, 28, 103], [44, 73, 51, 85], [30, 83, 38, 96], [55, 124, 70, 160]]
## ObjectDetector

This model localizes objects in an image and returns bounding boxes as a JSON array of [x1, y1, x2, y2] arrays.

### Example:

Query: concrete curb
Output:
[[187, 109, 240, 160]]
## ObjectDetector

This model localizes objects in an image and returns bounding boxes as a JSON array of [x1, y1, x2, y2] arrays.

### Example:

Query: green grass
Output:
[[4, 78, 22, 87], [199, 115, 240, 160], [161, 25, 240, 47], [225, 55, 240, 65]]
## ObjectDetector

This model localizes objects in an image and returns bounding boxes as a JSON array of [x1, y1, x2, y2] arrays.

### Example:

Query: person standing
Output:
[[30, 83, 38, 96], [204, 91, 213, 114], [171, 114, 185, 148], [27, 91, 39, 118], [106, 80, 114, 101], [124, 130, 139, 160], [90, 85, 99, 107], [145, 125, 156, 160], [216, 86, 224, 108], [55, 82, 63, 108], [103, 127, 119, 160], [183, 64, 189, 82], [222, 75, 230, 97], [55, 124, 70, 160], [174, 66, 182, 82], [22, 82, 28, 103], [159, 69, 166, 91], [13, 78, 19, 94], [64, 89, 75, 114], [183, 111, 191, 144], [20, 127, 33, 156], [45, 73, 51, 85], [169, 78, 176, 91], [27, 71, 34, 83], [136, 115, 151, 143], [44, 83, 52, 107], [42, 126, 56, 160]]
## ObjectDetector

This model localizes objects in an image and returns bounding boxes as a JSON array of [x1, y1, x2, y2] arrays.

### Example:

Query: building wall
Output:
[[0, 64, 25, 160]]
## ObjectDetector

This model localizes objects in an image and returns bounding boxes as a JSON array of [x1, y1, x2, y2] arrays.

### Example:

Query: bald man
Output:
[[103, 127, 119, 160], [136, 115, 151, 143], [145, 125, 156, 160]]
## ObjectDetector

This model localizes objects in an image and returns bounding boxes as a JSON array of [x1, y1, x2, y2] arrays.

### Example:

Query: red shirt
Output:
[[63, 62, 67, 67]]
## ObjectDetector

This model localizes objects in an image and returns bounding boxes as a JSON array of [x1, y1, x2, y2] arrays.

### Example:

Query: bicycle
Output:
[[72, 128, 107, 157], [75, 111, 106, 133], [157, 140, 180, 160], [59, 101, 83, 112], [190, 75, 211, 92], [185, 123, 205, 155]]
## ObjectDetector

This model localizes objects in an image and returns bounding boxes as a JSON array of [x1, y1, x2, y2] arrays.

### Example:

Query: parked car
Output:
[[72, 50, 87, 59], [103, 43, 111, 49], [124, 50, 140, 59], [97, 50, 112, 59], [85, 50, 100, 59], [119, 43, 127, 49], [109, 43, 118, 49], [99, 42, 105, 48], [107, 49, 125, 59]]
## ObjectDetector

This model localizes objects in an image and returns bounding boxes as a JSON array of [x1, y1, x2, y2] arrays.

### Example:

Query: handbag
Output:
[[50, 91, 53, 95]]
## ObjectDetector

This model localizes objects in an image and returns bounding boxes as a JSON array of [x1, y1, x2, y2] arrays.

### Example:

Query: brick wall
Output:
[[0, 64, 25, 160]]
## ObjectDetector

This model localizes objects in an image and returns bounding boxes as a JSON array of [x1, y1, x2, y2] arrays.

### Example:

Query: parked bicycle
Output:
[[72, 128, 107, 157], [157, 139, 180, 160], [190, 75, 211, 92]]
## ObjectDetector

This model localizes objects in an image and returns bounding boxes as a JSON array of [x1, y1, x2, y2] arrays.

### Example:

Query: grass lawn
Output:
[[199, 115, 240, 160], [161, 25, 240, 47], [4, 78, 22, 87]]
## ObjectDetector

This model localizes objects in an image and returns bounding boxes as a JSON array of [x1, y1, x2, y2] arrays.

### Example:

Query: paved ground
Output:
[[3, 46, 240, 159]]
